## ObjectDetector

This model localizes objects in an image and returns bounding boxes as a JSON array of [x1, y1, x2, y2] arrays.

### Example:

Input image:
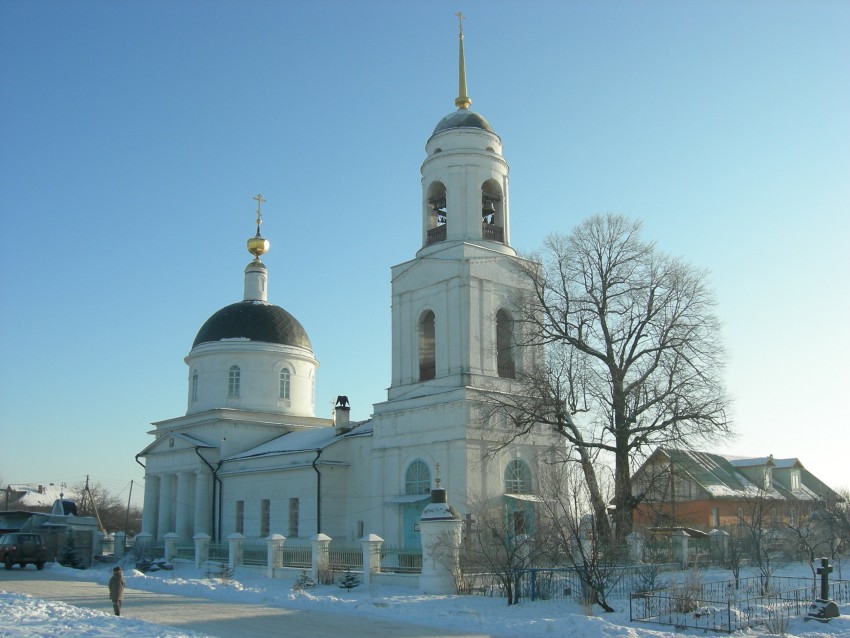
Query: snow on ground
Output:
[[0, 591, 203, 638], [2, 561, 849, 638]]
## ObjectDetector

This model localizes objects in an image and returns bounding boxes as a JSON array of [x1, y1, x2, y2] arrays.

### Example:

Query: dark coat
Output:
[[108, 569, 125, 602]]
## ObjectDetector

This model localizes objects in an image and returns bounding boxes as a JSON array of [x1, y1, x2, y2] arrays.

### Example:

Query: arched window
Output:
[[419, 310, 436, 381], [496, 309, 515, 378], [191, 371, 199, 402], [279, 368, 291, 399], [426, 181, 447, 245], [405, 460, 432, 495], [228, 365, 240, 398], [504, 459, 531, 494], [481, 180, 504, 243]]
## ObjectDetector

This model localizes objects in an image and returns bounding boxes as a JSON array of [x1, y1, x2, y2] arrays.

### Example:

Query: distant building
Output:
[[137, 25, 559, 548], [632, 447, 842, 532]]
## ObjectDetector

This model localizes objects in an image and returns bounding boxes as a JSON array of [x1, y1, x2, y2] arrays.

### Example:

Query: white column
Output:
[[157, 474, 175, 541], [175, 471, 194, 540], [194, 533, 211, 569], [419, 489, 462, 595], [361, 534, 383, 587], [141, 474, 160, 538], [227, 533, 244, 570], [266, 534, 286, 579], [311, 533, 331, 584], [194, 469, 212, 537]]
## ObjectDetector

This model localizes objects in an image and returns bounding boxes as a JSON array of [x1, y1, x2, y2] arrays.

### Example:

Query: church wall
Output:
[[220, 466, 320, 540]]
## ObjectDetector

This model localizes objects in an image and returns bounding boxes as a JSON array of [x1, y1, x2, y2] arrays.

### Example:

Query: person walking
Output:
[[108, 565, 125, 616]]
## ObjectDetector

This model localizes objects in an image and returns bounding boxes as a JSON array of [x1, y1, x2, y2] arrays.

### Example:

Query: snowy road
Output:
[[0, 568, 492, 638]]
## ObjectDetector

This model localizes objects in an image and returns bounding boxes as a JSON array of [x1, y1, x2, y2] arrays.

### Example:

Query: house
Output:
[[631, 447, 842, 533]]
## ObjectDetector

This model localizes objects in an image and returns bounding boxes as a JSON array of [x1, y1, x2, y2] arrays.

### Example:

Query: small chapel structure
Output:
[[138, 20, 559, 551]]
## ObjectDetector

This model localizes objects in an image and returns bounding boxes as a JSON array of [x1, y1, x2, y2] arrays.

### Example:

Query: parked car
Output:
[[0, 533, 47, 570]]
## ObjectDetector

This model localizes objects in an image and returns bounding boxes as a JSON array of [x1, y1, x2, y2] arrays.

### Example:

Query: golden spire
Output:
[[454, 11, 471, 110], [247, 193, 270, 261]]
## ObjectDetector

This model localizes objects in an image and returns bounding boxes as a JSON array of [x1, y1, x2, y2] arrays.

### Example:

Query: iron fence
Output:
[[174, 544, 194, 560], [519, 564, 680, 602], [242, 540, 267, 566], [328, 544, 363, 570], [277, 542, 311, 568], [630, 577, 850, 633], [208, 543, 228, 562], [380, 546, 422, 573]]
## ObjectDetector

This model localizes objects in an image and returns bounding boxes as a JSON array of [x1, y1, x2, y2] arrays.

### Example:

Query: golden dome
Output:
[[247, 234, 269, 260]]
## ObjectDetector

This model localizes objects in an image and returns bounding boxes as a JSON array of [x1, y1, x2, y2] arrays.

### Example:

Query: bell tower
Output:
[[419, 14, 515, 257], [370, 15, 555, 551], [380, 14, 534, 402]]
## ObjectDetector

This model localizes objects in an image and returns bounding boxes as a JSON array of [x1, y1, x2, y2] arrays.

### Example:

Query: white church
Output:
[[138, 23, 559, 551]]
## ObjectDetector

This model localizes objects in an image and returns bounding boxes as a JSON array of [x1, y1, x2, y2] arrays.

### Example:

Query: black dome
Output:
[[432, 110, 494, 135], [193, 301, 312, 350]]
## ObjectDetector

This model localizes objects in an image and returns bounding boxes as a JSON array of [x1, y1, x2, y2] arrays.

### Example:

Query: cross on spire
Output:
[[252, 193, 266, 231]]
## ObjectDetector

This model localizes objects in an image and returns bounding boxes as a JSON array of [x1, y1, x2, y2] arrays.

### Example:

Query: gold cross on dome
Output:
[[252, 193, 266, 227], [455, 11, 465, 36], [434, 462, 441, 488]]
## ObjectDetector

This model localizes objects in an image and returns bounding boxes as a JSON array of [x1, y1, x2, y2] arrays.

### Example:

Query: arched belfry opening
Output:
[[419, 310, 436, 381], [481, 179, 504, 244], [496, 309, 515, 378], [426, 181, 447, 245]]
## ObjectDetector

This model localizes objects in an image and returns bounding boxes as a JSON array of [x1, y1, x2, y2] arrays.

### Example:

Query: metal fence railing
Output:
[[328, 545, 363, 570], [208, 543, 228, 562], [630, 578, 850, 633], [174, 544, 194, 560], [519, 565, 681, 602], [380, 546, 422, 573], [242, 540, 267, 566], [278, 542, 311, 568]]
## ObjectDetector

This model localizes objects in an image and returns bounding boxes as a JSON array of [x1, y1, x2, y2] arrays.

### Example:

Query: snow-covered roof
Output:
[[226, 419, 374, 461], [10, 484, 77, 508], [227, 427, 339, 460], [642, 448, 839, 503]]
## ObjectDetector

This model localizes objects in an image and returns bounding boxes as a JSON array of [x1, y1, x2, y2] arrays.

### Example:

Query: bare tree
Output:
[[536, 457, 624, 612], [737, 490, 787, 594], [501, 213, 730, 540], [812, 488, 850, 578], [72, 480, 142, 536], [458, 497, 543, 605]]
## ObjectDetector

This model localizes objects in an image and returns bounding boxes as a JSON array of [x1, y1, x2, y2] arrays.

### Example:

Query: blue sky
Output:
[[1, 0, 847, 508]]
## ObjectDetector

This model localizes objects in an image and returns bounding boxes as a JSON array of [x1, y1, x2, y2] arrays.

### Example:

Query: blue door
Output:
[[403, 503, 422, 549]]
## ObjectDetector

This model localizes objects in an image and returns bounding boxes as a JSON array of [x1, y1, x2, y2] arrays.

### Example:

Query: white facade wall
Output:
[[185, 341, 317, 417]]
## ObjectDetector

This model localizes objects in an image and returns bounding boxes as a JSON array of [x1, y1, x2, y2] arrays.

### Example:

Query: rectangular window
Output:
[[357, 520, 365, 539], [288, 498, 299, 537], [792, 472, 801, 491], [711, 507, 719, 528], [261, 499, 270, 537], [235, 500, 244, 535], [228, 366, 241, 398]]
